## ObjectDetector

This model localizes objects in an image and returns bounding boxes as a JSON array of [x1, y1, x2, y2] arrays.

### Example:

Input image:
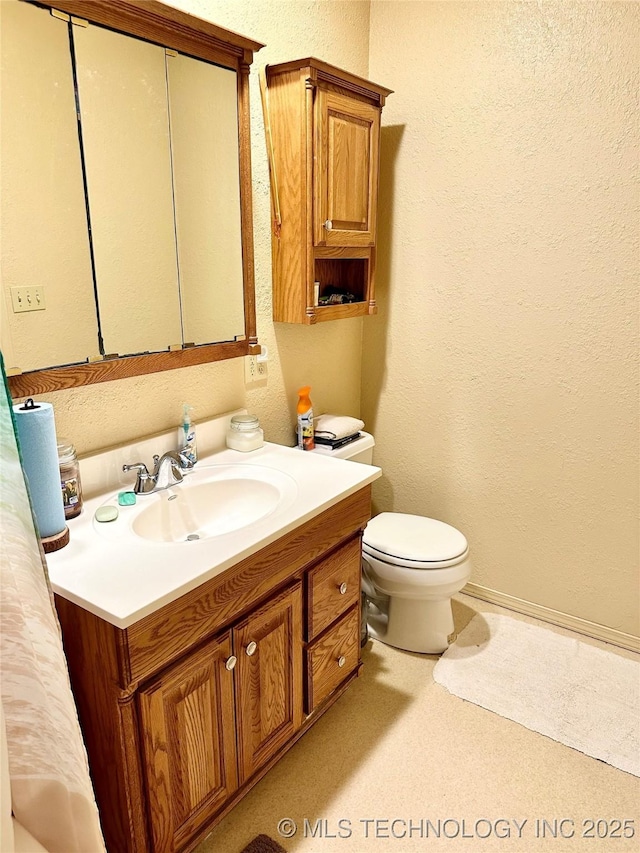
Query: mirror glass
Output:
[[0, 0, 99, 372], [73, 22, 182, 356], [1, 0, 247, 373], [168, 53, 245, 346]]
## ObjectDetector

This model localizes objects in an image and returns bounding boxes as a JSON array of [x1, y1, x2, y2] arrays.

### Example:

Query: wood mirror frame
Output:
[[7, 0, 263, 399]]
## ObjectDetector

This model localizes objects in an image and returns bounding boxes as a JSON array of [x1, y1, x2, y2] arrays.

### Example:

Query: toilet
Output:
[[313, 431, 471, 654]]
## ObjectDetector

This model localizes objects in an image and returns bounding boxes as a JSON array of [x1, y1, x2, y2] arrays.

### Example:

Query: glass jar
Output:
[[226, 414, 264, 452], [58, 440, 83, 519]]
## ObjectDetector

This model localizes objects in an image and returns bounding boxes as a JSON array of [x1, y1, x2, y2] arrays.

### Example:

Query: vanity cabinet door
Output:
[[234, 583, 304, 783], [314, 89, 381, 248], [138, 631, 238, 853]]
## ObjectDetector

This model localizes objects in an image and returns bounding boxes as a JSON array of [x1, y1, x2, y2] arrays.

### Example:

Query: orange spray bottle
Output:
[[297, 386, 315, 450]]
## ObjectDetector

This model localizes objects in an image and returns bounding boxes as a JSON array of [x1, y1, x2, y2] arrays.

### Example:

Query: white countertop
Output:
[[46, 442, 380, 629]]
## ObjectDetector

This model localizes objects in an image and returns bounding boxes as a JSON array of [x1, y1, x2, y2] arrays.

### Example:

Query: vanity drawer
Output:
[[307, 535, 361, 641], [305, 605, 360, 713]]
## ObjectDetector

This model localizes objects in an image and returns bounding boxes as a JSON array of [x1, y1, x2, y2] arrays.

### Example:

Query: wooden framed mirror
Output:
[[2, 0, 263, 397]]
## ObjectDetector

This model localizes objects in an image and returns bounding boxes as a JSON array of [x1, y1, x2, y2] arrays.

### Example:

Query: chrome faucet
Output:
[[152, 451, 184, 490], [123, 450, 190, 494]]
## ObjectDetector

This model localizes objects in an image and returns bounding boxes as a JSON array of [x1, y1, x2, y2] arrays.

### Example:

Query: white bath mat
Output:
[[433, 613, 640, 777]]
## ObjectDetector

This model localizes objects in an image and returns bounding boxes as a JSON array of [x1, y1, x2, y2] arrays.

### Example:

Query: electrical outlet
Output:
[[11, 286, 46, 313], [244, 354, 259, 383], [244, 349, 268, 385]]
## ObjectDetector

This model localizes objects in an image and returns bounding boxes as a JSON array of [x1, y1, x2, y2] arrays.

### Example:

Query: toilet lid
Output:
[[363, 512, 468, 565]]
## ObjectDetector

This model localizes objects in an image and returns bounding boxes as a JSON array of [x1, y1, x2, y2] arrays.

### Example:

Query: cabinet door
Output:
[[235, 583, 303, 783], [138, 632, 238, 853], [314, 89, 381, 247]]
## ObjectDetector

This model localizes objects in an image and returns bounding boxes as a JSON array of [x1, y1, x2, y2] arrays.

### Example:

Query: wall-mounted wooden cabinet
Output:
[[264, 58, 392, 324]]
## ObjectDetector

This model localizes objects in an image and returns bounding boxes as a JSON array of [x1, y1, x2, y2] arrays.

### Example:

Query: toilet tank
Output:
[[311, 431, 375, 464]]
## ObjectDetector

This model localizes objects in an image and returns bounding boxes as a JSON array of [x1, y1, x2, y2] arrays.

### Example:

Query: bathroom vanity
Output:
[[47, 430, 380, 853]]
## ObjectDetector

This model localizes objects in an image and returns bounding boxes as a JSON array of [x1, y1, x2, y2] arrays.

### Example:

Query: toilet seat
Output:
[[363, 512, 468, 570]]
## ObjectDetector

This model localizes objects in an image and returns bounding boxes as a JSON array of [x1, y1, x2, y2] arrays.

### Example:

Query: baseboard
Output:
[[462, 583, 640, 654]]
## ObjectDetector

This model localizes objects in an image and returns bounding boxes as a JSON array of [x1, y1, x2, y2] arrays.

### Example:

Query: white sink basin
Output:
[[94, 463, 298, 544], [47, 429, 381, 628]]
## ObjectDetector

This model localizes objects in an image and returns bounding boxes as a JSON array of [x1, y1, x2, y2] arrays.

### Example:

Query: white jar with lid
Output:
[[226, 414, 264, 451]]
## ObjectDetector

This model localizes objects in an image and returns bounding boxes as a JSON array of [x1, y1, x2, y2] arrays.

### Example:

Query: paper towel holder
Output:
[[18, 397, 40, 410], [16, 397, 71, 553]]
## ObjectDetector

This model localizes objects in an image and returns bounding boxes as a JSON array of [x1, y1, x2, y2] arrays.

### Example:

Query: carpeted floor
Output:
[[433, 612, 640, 776], [197, 594, 639, 852]]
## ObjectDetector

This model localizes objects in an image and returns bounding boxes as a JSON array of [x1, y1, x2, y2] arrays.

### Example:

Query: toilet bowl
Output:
[[313, 432, 471, 654], [362, 512, 471, 653]]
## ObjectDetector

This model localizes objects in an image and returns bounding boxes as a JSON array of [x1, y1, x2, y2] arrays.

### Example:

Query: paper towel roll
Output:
[[13, 398, 66, 538]]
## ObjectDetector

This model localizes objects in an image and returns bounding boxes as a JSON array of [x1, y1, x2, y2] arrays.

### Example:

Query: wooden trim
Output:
[[259, 68, 282, 232], [305, 76, 316, 312], [237, 62, 258, 351], [54, 595, 150, 853], [34, 0, 264, 63], [314, 246, 371, 260], [304, 303, 374, 324], [463, 583, 640, 654], [312, 83, 326, 250], [267, 57, 393, 104], [368, 246, 378, 315], [7, 340, 247, 397], [266, 69, 306, 323]]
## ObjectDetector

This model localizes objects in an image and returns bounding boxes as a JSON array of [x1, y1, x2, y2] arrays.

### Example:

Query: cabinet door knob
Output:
[[337, 655, 346, 668], [338, 582, 348, 595], [225, 655, 237, 671], [324, 219, 333, 231], [245, 641, 258, 656]]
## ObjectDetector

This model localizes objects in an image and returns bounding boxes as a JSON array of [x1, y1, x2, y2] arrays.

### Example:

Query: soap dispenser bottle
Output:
[[297, 386, 315, 450], [180, 404, 197, 465]]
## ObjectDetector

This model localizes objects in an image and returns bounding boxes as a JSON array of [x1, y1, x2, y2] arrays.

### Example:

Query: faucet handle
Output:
[[122, 462, 151, 494], [178, 450, 195, 470], [123, 462, 149, 475]]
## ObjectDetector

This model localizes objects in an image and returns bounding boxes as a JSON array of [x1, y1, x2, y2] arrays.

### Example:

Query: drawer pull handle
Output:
[[246, 641, 257, 657], [337, 655, 346, 668], [225, 655, 237, 671], [338, 582, 348, 595], [324, 219, 333, 231]]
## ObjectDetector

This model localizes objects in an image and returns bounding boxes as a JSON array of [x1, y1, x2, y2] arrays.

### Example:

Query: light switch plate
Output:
[[11, 286, 46, 313]]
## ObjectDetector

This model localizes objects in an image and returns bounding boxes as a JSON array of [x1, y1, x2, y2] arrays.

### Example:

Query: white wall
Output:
[[365, 0, 639, 638]]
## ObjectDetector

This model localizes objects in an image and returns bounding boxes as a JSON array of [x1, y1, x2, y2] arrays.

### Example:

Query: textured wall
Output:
[[366, 1, 639, 636], [22, 0, 371, 454], [9, 0, 637, 638]]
